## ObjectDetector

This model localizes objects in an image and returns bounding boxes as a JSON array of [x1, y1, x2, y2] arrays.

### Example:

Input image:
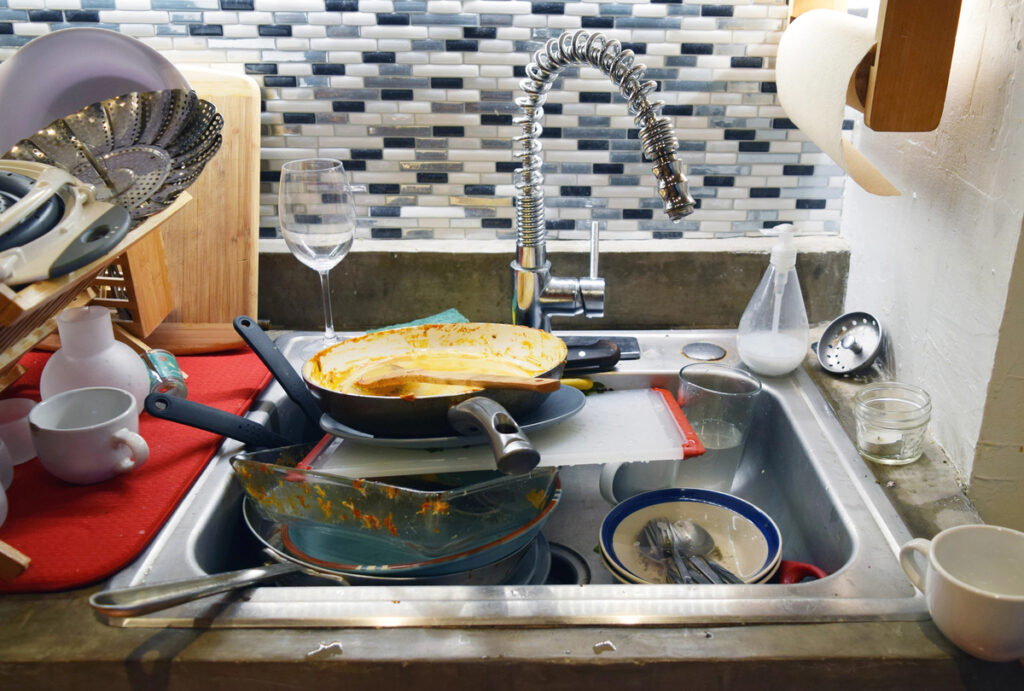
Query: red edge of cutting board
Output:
[[651, 387, 706, 458]]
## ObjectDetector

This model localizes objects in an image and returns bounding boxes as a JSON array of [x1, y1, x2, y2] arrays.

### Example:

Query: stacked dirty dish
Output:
[[598, 488, 782, 585], [232, 441, 560, 586]]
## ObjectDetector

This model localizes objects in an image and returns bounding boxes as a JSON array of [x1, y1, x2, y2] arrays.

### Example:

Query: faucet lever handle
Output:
[[581, 220, 604, 318]]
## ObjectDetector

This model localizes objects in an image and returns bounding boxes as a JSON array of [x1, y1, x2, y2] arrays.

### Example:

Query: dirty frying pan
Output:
[[300, 322, 567, 472], [302, 322, 567, 433]]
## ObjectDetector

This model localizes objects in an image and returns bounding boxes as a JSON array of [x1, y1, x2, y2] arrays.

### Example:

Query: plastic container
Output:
[[145, 349, 187, 397], [736, 224, 810, 377], [854, 382, 931, 465], [40, 306, 150, 414]]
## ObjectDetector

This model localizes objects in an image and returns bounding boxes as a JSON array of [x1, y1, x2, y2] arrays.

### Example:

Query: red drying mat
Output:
[[0, 350, 273, 592]]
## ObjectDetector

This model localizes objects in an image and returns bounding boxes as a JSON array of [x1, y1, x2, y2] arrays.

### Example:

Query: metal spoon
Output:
[[671, 519, 745, 584], [638, 519, 693, 584]]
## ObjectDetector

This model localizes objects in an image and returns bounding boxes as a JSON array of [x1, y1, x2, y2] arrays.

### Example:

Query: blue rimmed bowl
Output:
[[599, 488, 781, 585]]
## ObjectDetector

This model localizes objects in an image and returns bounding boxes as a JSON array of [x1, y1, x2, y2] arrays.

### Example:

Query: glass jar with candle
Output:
[[853, 382, 931, 465]]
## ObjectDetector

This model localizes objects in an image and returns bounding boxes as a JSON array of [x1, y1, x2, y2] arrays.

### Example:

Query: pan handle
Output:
[[89, 562, 303, 617], [145, 393, 296, 449], [447, 397, 540, 475], [233, 315, 325, 429]]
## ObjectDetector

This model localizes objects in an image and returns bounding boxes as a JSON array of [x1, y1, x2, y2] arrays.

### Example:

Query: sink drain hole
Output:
[[546, 542, 591, 585]]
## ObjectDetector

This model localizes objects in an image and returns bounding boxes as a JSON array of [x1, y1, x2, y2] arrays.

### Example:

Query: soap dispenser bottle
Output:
[[736, 224, 809, 376]]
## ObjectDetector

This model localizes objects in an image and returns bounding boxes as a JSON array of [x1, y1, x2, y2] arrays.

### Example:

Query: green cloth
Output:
[[368, 308, 469, 332]]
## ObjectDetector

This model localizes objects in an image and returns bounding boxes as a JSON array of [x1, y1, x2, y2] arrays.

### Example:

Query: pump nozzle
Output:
[[766, 223, 797, 272]]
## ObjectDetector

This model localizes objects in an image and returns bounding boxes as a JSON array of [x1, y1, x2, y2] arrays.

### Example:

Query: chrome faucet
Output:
[[512, 30, 697, 331]]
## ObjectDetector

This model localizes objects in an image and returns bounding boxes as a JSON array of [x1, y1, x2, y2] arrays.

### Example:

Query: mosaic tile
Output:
[[5, 0, 842, 241]]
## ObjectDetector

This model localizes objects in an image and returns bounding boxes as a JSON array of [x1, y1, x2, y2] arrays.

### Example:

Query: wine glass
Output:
[[278, 158, 356, 357]]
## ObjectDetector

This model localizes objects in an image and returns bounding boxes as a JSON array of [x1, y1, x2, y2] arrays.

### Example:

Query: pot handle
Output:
[[145, 393, 295, 450], [89, 562, 304, 618], [447, 397, 540, 475], [233, 316, 324, 430]]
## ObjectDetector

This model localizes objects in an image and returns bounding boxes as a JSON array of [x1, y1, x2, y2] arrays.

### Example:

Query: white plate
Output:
[[0, 28, 189, 154]]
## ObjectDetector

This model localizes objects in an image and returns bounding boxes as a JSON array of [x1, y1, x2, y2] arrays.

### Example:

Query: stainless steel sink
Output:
[[101, 330, 927, 628]]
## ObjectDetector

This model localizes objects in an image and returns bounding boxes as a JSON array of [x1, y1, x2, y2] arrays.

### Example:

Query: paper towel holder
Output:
[[789, 0, 963, 132]]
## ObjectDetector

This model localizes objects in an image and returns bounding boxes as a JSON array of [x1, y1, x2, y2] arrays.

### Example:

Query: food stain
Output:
[[417, 499, 450, 516], [525, 489, 546, 510]]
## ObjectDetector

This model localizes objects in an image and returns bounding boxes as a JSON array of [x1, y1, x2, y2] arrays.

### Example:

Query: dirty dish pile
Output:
[[599, 488, 781, 585], [227, 321, 576, 583], [243, 498, 554, 586], [231, 441, 560, 575]]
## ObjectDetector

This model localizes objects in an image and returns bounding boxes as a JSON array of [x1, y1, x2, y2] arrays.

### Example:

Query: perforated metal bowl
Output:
[[2, 88, 222, 221]]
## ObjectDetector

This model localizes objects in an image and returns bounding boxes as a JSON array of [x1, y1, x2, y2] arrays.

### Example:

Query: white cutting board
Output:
[[309, 388, 699, 478]]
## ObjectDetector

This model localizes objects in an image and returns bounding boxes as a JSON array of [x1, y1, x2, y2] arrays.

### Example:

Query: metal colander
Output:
[[2, 88, 222, 221]]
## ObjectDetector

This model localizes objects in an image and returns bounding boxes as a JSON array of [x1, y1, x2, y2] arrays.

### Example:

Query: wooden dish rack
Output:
[[0, 194, 190, 392]]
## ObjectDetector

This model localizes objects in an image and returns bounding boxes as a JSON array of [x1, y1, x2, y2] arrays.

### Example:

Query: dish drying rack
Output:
[[0, 194, 189, 392]]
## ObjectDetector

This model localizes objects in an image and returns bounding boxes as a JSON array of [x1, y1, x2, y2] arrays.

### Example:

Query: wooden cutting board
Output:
[[144, 68, 261, 353]]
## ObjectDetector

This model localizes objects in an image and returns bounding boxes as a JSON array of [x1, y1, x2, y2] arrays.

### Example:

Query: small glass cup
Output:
[[854, 382, 931, 465]]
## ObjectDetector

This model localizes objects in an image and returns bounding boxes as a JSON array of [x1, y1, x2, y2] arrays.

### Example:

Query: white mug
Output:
[[29, 387, 149, 485], [900, 524, 1024, 662], [599, 459, 677, 505]]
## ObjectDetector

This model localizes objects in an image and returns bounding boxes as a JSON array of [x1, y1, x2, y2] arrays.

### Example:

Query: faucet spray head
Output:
[[637, 110, 696, 222], [653, 159, 697, 221]]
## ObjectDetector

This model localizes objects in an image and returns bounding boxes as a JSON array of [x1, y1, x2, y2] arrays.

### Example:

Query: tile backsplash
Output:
[[0, 0, 847, 242]]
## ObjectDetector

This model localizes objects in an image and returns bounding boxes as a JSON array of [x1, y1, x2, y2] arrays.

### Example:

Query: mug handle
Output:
[[598, 462, 623, 504], [113, 428, 149, 474], [899, 538, 931, 593]]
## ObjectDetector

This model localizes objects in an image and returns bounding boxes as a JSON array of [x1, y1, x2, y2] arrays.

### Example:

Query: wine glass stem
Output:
[[318, 269, 337, 343]]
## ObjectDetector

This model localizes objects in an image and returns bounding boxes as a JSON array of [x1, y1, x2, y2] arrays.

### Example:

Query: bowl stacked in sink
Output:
[[598, 488, 782, 585]]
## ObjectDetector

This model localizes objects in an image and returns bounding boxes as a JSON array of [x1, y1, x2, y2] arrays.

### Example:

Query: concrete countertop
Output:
[[2, 350, 1022, 690]]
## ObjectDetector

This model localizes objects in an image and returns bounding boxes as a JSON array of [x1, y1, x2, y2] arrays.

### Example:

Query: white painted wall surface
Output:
[[841, 0, 1024, 525]]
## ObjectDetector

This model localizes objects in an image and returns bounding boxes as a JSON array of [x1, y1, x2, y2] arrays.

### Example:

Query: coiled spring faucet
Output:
[[512, 29, 697, 330]]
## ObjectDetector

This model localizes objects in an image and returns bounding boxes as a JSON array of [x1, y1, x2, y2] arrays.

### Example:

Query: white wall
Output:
[[841, 0, 1024, 525]]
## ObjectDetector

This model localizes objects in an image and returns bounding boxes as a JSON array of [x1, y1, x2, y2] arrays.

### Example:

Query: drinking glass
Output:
[[675, 363, 762, 492], [278, 158, 357, 357]]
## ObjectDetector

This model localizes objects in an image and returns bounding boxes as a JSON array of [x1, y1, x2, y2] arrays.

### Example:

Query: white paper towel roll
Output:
[[776, 9, 900, 196]]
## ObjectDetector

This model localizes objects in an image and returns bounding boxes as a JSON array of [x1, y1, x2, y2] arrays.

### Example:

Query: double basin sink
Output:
[[101, 329, 927, 628]]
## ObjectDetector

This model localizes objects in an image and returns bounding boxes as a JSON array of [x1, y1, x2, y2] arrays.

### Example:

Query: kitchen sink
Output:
[[101, 330, 927, 628]]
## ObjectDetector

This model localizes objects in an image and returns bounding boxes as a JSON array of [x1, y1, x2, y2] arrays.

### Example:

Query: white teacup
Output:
[[900, 524, 1024, 662], [29, 387, 149, 485]]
